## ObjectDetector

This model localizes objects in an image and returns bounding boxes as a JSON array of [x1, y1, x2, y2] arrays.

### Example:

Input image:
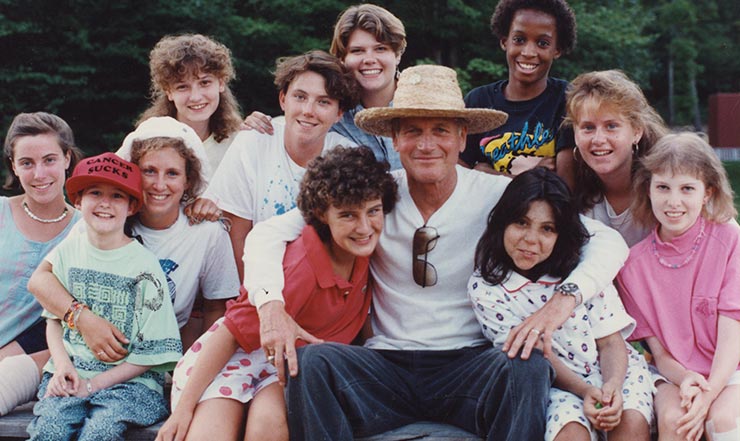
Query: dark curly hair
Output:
[[274, 50, 359, 113], [491, 0, 577, 55], [297, 146, 398, 242], [474, 167, 589, 284], [138, 34, 242, 142]]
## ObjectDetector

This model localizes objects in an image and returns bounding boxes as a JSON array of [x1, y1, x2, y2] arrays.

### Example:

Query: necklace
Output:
[[22, 201, 69, 224], [651, 218, 705, 269]]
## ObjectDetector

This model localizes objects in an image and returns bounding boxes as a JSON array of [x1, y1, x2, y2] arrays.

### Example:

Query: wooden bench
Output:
[[0, 402, 481, 440]]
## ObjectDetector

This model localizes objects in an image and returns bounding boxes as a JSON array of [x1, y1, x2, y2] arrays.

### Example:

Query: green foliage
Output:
[[1, 0, 738, 173]]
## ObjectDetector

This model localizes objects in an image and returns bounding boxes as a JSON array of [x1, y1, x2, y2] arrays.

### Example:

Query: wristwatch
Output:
[[554, 282, 582, 306]]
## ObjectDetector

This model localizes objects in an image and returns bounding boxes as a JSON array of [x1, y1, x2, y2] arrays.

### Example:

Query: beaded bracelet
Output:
[[64, 301, 89, 330]]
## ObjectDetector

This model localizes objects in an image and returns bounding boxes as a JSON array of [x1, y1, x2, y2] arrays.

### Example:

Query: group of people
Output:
[[0, 0, 737, 441]]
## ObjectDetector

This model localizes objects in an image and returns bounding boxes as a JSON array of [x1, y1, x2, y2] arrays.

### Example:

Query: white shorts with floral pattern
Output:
[[545, 346, 655, 441], [170, 317, 278, 411]]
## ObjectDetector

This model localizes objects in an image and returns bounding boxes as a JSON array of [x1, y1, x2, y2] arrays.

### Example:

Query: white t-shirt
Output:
[[243, 166, 630, 350], [131, 207, 239, 327], [204, 118, 354, 223], [202, 133, 236, 178]]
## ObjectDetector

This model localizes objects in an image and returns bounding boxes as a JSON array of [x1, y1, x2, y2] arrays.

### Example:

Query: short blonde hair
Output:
[[631, 132, 737, 227], [330, 4, 406, 60]]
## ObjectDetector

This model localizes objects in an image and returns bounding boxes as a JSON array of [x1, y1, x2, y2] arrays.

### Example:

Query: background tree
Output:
[[2, 0, 738, 195]]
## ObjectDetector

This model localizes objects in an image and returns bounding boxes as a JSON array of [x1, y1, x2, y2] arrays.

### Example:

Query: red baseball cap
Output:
[[65, 152, 143, 213]]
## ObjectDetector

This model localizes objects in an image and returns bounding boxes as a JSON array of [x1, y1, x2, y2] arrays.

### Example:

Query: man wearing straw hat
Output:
[[242, 65, 628, 440]]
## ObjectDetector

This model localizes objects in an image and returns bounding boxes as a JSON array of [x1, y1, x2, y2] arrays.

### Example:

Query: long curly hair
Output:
[[138, 34, 242, 142]]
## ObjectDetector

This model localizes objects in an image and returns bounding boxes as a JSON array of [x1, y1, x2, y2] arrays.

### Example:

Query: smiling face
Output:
[[78, 183, 135, 242], [501, 8, 561, 96], [649, 171, 710, 242], [392, 117, 467, 192], [279, 70, 343, 148], [342, 29, 400, 102], [166, 71, 225, 134], [137, 146, 188, 229], [11, 133, 71, 206], [574, 101, 643, 182], [503, 199, 558, 276], [322, 198, 384, 264]]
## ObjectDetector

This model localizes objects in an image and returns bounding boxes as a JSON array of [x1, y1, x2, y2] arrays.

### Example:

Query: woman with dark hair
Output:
[[468, 167, 653, 441], [0, 112, 82, 415]]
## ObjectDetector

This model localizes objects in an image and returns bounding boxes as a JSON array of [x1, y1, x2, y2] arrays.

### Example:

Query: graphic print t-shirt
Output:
[[461, 78, 574, 175]]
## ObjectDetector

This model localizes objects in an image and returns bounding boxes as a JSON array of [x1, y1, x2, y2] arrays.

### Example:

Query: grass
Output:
[[725, 161, 740, 219]]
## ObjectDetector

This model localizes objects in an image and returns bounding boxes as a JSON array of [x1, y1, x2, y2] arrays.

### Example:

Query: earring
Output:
[[632, 142, 639, 155], [573, 146, 580, 161]]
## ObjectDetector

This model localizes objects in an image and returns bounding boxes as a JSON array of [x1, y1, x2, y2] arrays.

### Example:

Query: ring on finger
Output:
[[97, 351, 105, 357], [529, 328, 541, 336], [266, 355, 276, 363]]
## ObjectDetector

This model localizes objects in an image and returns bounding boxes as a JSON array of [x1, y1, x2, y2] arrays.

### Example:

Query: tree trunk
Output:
[[689, 72, 702, 131], [668, 53, 675, 125]]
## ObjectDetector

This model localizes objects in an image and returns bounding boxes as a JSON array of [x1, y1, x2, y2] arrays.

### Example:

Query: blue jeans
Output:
[[287, 343, 553, 441], [27, 373, 168, 441]]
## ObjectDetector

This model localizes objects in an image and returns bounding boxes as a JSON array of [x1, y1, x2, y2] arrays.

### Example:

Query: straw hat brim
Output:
[[355, 107, 508, 137]]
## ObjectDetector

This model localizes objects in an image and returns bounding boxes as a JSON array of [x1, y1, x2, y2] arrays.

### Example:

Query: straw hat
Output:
[[355, 65, 508, 137], [66, 152, 144, 213], [117, 116, 212, 192]]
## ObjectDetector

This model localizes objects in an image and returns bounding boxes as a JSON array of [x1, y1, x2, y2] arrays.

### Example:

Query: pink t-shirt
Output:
[[617, 217, 740, 376]]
